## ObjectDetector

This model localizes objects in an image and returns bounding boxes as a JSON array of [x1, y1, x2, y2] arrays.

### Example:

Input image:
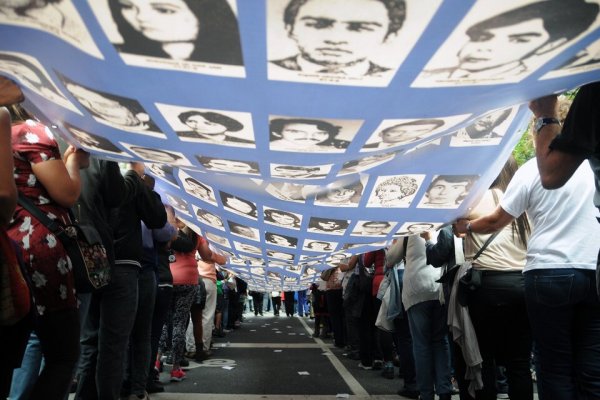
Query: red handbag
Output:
[[0, 228, 31, 326]]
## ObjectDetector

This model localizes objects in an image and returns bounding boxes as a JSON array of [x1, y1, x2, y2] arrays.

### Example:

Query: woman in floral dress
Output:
[[7, 104, 89, 398]]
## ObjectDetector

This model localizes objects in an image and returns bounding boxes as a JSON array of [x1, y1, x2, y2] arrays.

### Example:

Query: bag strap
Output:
[[17, 192, 69, 241], [402, 236, 408, 263], [472, 231, 499, 260]]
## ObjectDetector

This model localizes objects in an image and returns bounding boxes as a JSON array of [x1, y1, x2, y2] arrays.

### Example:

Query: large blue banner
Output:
[[1, 0, 599, 290]]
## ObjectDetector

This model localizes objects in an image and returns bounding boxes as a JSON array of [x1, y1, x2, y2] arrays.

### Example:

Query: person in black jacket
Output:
[[76, 161, 166, 400]]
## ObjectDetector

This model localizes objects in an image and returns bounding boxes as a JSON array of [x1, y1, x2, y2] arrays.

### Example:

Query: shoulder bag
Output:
[[18, 193, 111, 293]]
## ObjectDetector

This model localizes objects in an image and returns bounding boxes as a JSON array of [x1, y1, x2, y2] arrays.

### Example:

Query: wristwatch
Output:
[[534, 117, 561, 134], [466, 222, 472, 234]]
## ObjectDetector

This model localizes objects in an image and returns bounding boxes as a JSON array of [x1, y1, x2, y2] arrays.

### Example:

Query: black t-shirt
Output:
[[550, 82, 600, 210]]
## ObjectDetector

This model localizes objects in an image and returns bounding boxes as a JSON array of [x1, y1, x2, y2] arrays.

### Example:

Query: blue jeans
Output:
[[407, 300, 452, 400], [76, 265, 139, 400], [297, 290, 307, 316], [9, 332, 44, 400], [525, 268, 600, 400]]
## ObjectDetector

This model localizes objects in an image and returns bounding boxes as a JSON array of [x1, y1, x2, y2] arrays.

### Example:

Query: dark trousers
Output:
[[469, 271, 532, 400], [358, 292, 380, 365], [394, 313, 417, 391], [148, 285, 172, 383], [0, 314, 31, 399], [284, 291, 295, 316], [32, 308, 80, 400], [525, 268, 600, 400], [124, 268, 156, 396], [251, 292, 264, 315], [76, 265, 139, 400], [272, 296, 282, 316], [326, 289, 345, 347]]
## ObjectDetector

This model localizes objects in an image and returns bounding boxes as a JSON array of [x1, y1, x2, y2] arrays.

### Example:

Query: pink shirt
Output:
[[170, 252, 199, 285], [198, 260, 217, 283]]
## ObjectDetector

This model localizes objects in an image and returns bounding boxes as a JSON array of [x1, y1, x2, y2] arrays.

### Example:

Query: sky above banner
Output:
[[1, 0, 599, 290]]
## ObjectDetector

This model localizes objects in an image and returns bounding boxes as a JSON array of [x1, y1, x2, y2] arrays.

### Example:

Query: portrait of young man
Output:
[[64, 123, 126, 156], [122, 143, 193, 167], [193, 206, 225, 230], [414, 0, 599, 86], [337, 153, 396, 176], [351, 220, 393, 236], [450, 108, 515, 147], [146, 163, 180, 188], [61, 77, 164, 135], [543, 37, 600, 79], [197, 156, 260, 175], [362, 118, 445, 150], [179, 170, 217, 204], [417, 175, 478, 208], [270, 163, 331, 179], [234, 241, 262, 255], [268, 0, 440, 86], [206, 231, 231, 248], [269, 117, 355, 153], [228, 220, 259, 241]]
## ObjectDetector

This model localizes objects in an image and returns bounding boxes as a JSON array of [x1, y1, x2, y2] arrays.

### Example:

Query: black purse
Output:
[[456, 231, 499, 306], [18, 193, 111, 293]]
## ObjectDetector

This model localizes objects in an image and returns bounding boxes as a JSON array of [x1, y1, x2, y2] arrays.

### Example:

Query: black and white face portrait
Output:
[[205, 232, 231, 247], [269, 116, 360, 153], [265, 232, 298, 248], [267, 249, 295, 261], [303, 239, 337, 252], [544, 37, 600, 78], [219, 192, 258, 220], [156, 103, 255, 147], [192, 206, 224, 230], [450, 107, 516, 147], [121, 143, 193, 166], [418, 175, 477, 209], [0, 0, 102, 58], [197, 156, 260, 175], [307, 217, 349, 235], [228, 221, 259, 241], [0, 52, 79, 112], [314, 178, 365, 207], [351, 220, 394, 236], [395, 222, 442, 236], [337, 152, 396, 176], [91, 0, 245, 76], [267, 0, 441, 87], [328, 252, 350, 263], [166, 193, 190, 215], [270, 163, 332, 179], [413, 0, 600, 87], [61, 78, 163, 136], [234, 241, 262, 254], [63, 123, 126, 155], [263, 207, 303, 230], [367, 174, 425, 208], [146, 163, 179, 188], [179, 170, 217, 205], [265, 182, 317, 203]]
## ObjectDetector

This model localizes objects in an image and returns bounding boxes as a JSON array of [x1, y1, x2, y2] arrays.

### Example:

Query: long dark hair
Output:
[[108, 0, 243, 66], [490, 156, 531, 247]]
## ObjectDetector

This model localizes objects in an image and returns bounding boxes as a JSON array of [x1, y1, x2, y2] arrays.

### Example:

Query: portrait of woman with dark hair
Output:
[[220, 192, 258, 219], [303, 240, 336, 252], [0, 52, 63, 99], [176, 110, 254, 146], [265, 232, 298, 248], [107, 0, 244, 66], [263, 208, 302, 229]]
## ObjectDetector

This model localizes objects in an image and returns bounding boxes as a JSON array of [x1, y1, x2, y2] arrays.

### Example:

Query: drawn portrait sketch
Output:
[[267, 0, 441, 87], [63, 123, 128, 156], [90, 0, 245, 77], [156, 103, 255, 147], [269, 116, 361, 153], [366, 174, 425, 208], [0, 0, 102, 58], [60, 76, 164, 137], [413, 0, 600, 87], [543, 37, 600, 79], [417, 175, 479, 209], [449, 107, 517, 147], [0, 52, 79, 112], [361, 114, 469, 152]]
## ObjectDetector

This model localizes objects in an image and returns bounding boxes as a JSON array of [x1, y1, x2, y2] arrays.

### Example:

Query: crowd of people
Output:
[[1, 73, 600, 400]]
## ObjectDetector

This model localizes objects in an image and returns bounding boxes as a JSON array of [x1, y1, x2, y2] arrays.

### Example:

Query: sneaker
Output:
[[373, 359, 384, 370], [170, 368, 186, 382], [397, 389, 419, 399], [382, 362, 395, 379], [194, 350, 210, 362], [358, 362, 373, 370], [179, 358, 189, 367], [164, 354, 173, 365], [154, 359, 163, 373]]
